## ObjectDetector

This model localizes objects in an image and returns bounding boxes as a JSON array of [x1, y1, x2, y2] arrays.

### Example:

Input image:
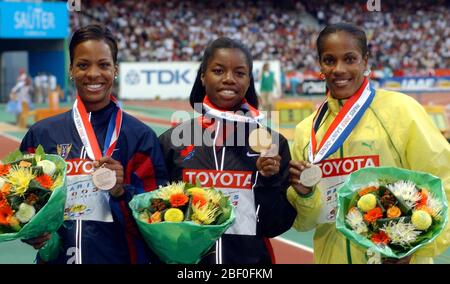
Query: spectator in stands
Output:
[[20, 24, 168, 264], [258, 62, 279, 118], [159, 37, 296, 264], [6, 70, 33, 127], [287, 22, 450, 264], [72, 0, 449, 76]]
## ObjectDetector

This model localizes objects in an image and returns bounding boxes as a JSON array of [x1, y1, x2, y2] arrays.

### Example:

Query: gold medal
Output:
[[300, 164, 322, 187], [248, 128, 272, 153], [92, 167, 117, 191]]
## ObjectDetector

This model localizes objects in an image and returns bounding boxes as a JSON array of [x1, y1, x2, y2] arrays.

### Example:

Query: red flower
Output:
[[371, 231, 390, 245], [35, 174, 54, 189], [0, 199, 13, 225], [192, 194, 207, 208], [169, 193, 189, 207], [0, 164, 11, 176], [364, 207, 383, 223]]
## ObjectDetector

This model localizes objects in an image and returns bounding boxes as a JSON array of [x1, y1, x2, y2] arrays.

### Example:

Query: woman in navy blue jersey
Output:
[[20, 24, 168, 264]]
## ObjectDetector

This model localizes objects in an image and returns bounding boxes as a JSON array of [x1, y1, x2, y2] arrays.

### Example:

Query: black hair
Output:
[[189, 37, 259, 109], [316, 22, 368, 60], [69, 24, 118, 66]]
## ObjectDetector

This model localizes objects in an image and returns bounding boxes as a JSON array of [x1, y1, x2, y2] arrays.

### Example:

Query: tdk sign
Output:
[[126, 69, 191, 85], [120, 62, 199, 99]]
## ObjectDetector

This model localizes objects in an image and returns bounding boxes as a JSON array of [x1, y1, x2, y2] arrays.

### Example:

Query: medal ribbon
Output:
[[202, 96, 265, 124], [73, 94, 123, 160], [309, 78, 375, 163]]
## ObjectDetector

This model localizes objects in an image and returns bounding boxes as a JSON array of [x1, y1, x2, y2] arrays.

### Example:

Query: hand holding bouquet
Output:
[[129, 181, 235, 263], [336, 167, 448, 263], [0, 145, 66, 241]]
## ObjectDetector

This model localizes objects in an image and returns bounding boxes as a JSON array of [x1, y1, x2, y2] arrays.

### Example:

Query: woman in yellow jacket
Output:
[[287, 22, 450, 264]]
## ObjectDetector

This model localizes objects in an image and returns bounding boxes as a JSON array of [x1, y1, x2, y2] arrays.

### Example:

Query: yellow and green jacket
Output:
[[287, 88, 450, 264]]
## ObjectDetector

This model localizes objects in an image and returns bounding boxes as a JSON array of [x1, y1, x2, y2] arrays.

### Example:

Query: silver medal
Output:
[[300, 164, 322, 187]]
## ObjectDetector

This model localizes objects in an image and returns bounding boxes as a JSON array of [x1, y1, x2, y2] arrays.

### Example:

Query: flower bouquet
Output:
[[129, 181, 235, 263], [336, 166, 448, 263], [0, 145, 66, 242]]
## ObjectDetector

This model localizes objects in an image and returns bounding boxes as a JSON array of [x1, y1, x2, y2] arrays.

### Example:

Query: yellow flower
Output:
[[187, 187, 206, 196], [205, 190, 222, 205], [164, 208, 184, 222], [357, 193, 377, 212], [412, 210, 432, 230], [191, 203, 219, 225], [156, 181, 186, 199], [5, 165, 36, 196]]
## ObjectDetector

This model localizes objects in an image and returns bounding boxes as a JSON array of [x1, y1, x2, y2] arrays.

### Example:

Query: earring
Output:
[[69, 76, 73, 81], [114, 75, 118, 80], [363, 69, 371, 77]]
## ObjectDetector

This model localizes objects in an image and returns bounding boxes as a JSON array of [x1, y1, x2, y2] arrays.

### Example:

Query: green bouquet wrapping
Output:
[[129, 181, 235, 264], [0, 145, 67, 242], [336, 166, 448, 261]]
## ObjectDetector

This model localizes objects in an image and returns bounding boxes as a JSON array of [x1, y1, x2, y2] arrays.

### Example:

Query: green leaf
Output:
[[35, 145, 46, 163], [3, 149, 23, 164], [184, 195, 193, 221], [195, 178, 202, 188], [384, 185, 412, 215]]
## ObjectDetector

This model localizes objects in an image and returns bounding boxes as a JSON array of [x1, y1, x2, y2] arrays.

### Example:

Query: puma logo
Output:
[[361, 142, 374, 151]]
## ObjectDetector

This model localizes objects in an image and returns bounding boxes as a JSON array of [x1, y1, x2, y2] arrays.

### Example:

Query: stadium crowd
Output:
[[71, 0, 450, 77]]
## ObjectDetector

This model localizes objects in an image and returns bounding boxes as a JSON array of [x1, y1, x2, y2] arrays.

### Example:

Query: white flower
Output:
[[381, 217, 421, 245], [156, 181, 186, 199], [0, 177, 5, 189], [37, 160, 56, 176], [387, 180, 421, 208], [366, 247, 382, 264], [426, 193, 443, 217], [346, 208, 368, 234]]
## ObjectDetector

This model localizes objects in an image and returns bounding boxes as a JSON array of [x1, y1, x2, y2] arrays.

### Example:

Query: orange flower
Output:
[[149, 211, 162, 223], [387, 206, 401, 218], [0, 164, 11, 176], [1, 183, 11, 195], [364, 207, 383, 223], [169, 193, 189, 207], [371, 231, 390, 245], [0, 199, 14, 226], [416, 204, 434, 216], [417, 189, 428, 207], [192, 194, 207, 208], [358, 186, 378, 196], [35, 174, 53, 189]]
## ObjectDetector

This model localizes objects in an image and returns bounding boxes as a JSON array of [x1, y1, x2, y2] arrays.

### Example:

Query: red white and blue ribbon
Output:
[[72, 94, 123, 160], [308, 78, 375, 163]]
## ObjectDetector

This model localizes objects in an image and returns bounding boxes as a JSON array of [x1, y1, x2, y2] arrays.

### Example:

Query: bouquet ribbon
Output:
[[72, 94, 123, 160], [309, 77, 375, 164]]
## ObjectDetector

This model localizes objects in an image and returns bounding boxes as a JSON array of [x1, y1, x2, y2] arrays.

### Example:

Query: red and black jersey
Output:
[[159, 117, 296, 264]]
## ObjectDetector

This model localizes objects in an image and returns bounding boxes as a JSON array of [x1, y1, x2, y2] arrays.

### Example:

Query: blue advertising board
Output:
[[0, 1, 68, 39]]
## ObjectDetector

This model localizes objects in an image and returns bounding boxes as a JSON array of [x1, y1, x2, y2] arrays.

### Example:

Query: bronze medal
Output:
[[92, 167, 117, 191]]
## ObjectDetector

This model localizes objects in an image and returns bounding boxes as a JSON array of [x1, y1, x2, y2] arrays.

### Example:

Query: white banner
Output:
[[119, 61, 281, 100]]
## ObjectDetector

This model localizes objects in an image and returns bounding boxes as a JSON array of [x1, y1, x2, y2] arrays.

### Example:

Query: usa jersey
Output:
[[20, 101, 168, 264]]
